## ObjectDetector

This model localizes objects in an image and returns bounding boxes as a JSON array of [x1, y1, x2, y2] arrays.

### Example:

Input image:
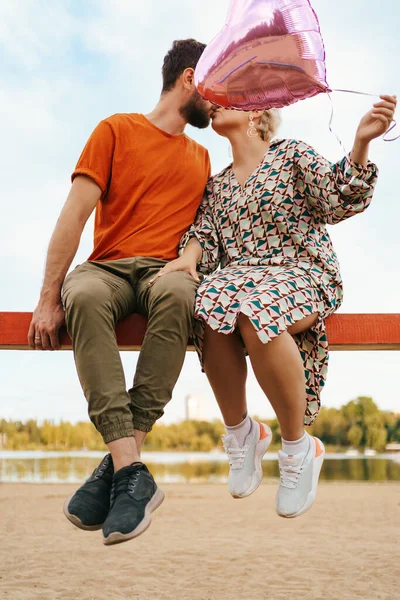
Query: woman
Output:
[[151, 94, 397, 518]]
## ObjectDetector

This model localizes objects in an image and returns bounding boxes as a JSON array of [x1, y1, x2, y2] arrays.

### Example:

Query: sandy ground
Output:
[[0, 482, 399, 600]]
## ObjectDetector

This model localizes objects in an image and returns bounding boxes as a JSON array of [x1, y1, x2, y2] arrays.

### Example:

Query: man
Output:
[[28, 39, 213, 545]]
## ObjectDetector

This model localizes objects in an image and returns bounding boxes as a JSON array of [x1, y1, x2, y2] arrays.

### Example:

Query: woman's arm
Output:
[[294, 144, 378, 225], [148, 187, 222, 286], [294, 94, 396, 225], [351, 94, 397, 165], [179, 191, 222, 274], [182, 237, 203, 264]]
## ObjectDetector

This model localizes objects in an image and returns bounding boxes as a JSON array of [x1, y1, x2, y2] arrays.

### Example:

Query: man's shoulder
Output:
[[100, 112, 143, 132], [184, 134, 209, 157]]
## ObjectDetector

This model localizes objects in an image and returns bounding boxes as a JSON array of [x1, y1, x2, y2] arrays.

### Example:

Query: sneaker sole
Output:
[[232, 424, 272, 499], [102, 487, 165, 546], [277, 444, 326, 519], [63, 494, 104, 531]]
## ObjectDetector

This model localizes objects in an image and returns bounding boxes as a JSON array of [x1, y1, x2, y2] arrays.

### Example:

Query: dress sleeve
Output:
[[179, 183, 222, 275], [71, 119, 116, 196], [293, 141, 378, 225]]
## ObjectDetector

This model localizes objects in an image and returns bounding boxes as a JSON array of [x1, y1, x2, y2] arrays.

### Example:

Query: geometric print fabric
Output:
[[194, 265, 327, 425], [181, 139, 378, 425]]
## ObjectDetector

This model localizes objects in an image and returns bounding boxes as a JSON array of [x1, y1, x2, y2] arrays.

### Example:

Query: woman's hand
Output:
[[355, 94, 397, 144], [147, 255, 200, 287]]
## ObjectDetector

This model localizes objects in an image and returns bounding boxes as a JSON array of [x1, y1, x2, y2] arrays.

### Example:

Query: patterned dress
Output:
[[181, 139, 378, 425]]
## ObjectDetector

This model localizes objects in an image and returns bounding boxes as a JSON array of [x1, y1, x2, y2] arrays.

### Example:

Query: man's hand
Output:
[[28, 300, 65, 350], [27, 175, 102, 351], [148, 255, 200, 287], [355, 94, 397, 144]]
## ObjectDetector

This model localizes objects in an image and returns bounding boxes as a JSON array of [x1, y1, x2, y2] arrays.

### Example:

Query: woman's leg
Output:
[[203, 324, 273, 499], [202, 325, 248, 426], [237, 313, 318, 441]]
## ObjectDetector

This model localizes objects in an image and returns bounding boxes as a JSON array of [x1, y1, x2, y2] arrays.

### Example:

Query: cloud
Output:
[[0, 0, 399, 424], [0, 0, 78, 71]]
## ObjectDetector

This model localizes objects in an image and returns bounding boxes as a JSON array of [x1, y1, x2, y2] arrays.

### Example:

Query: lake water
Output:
[[1, 451, 400, 483]]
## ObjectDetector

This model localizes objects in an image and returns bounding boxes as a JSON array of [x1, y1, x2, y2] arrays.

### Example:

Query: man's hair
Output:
[[162, 39, 206, 93]]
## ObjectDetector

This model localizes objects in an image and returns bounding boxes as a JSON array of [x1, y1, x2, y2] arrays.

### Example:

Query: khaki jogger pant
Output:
[[62, 257, 198, 444]]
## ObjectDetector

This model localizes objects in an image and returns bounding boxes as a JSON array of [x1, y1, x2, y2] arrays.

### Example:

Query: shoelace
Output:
[[110, 471, 140, 505], [224, 445, 249, 470], [279, 462, 304, 489], [94, 455, 111, 479]]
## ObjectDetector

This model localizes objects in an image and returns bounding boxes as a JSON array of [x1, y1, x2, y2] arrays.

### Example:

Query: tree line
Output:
[[1, 397, 399, 453]]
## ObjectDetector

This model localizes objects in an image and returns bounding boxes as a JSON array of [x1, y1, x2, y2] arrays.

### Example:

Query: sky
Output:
[[0, 0, 399, 425]]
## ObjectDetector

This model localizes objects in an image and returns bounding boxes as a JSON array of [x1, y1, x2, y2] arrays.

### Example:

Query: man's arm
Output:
[[28, 176, 102, 350]]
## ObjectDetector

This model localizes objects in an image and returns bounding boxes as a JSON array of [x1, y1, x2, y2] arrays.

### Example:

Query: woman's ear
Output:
[[252, 110, 264, 123]]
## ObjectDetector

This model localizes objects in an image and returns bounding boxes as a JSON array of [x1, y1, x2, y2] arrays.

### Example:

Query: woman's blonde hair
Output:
[[256, 109, 281, 142]]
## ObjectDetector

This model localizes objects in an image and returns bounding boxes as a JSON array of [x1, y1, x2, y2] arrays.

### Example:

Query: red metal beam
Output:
[[1, 312, 400, 351]]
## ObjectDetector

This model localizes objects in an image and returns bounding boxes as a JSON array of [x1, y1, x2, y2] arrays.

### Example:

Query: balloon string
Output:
[[381, 120, 399, 142], [330, 88, 399, 142], [327, 92, 347, 154], [331, 88, 379, 98]]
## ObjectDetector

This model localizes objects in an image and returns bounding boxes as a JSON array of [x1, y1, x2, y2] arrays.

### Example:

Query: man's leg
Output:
[[101, 259, 183, 545], [62, 260, 150, 533], [63, 261, 137, 448], [130, 259, 198, 437]]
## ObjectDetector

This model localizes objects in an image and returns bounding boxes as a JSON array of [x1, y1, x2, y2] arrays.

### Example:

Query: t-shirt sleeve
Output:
[[71, 119, 116, 195]]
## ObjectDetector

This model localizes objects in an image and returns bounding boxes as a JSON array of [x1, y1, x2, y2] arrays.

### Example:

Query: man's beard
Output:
[[179, 91, 210, 129]]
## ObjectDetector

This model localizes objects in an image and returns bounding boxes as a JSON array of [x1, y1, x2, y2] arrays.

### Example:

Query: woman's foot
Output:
[[222, 418, 272, 499], [276, 433, 325, 518]]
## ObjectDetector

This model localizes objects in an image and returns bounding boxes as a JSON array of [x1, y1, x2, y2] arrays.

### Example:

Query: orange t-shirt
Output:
[[72, 113, 211, 262]]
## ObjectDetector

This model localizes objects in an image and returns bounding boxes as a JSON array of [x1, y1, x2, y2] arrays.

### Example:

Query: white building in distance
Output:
[[184, 394, 211, 422]]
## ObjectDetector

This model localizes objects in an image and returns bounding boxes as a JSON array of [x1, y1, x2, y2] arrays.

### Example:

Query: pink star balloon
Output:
[[195, 0, 330, 110]]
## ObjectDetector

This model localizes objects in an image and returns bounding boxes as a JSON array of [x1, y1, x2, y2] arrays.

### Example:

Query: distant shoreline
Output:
[[1, 449, 399, 461]]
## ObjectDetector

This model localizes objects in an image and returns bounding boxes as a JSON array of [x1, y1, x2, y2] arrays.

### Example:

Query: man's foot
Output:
[[102, 463, 164, 545], [63, 453, 114, 531], [276, 434, 325, 518], [222, 420, 272, 499]]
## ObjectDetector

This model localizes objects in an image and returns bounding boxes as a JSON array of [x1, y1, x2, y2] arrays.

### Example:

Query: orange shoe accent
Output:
[[314, 438, 324, 457], [259, 423, 269, 440]]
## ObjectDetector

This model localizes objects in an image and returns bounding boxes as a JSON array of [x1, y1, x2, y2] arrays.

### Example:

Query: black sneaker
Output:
[[102, 463, 164, 545], [63, 454, 114, 531]]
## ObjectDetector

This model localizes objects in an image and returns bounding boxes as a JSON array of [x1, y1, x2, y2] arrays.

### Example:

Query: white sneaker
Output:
[[222, 419, 272, 499], [276, 434, 325, 518]]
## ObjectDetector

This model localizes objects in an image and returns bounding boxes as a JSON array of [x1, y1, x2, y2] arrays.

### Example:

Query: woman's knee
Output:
[[237, 313, 254, 336], [288, 313, 319, 335], [238, 310, 319, 341]]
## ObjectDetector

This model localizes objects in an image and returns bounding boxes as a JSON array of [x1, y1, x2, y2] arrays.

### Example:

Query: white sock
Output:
[[225, 415, 252, 446], [282, 432, 310, 456]]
